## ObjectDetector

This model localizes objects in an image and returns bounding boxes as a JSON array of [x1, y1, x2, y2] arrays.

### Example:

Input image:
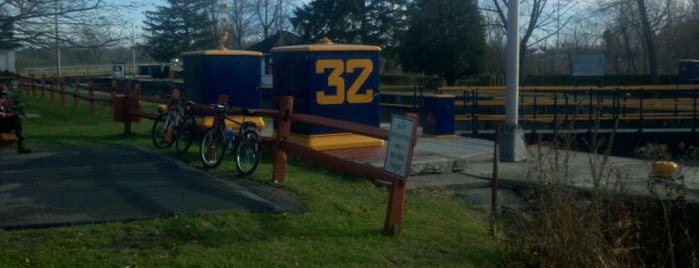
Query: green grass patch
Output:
[[1, 95, 513, 266]]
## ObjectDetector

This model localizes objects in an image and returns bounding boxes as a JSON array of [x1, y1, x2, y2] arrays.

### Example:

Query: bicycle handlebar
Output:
[[209, 103, 255, 115]]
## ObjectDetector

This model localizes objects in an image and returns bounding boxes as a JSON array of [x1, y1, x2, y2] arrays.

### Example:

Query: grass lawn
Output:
[[0, 94, 514, 267]]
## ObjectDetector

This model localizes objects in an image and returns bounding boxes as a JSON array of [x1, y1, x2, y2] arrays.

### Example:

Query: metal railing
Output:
[[436, 85, 699, 135]]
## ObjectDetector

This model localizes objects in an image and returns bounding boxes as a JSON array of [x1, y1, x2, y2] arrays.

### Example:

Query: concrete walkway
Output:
[[405, 135, 699, 207], [326, 126, 699, 208]]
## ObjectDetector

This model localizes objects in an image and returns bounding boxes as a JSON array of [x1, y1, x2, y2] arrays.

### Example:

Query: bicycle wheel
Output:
[[174, 114, 196, 153], [152, 113, 175, 149], [200, 127, 226, 168], [235, 128, 261, 176]]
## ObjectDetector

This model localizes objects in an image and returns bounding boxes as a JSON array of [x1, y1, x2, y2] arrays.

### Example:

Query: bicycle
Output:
[[151, 94, 197, 153], [199, 104, 262, 176]]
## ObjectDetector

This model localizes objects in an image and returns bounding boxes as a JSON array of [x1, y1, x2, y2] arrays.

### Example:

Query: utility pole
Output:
[[500, 0, 527, 162], [131, 1, 138, 78], [132, 22, 137, 78], [55, 0, 62, 78]]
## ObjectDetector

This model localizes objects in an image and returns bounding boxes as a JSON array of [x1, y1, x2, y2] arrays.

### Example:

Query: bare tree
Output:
[[636, 0, 660, 83], [250, 0, 300, 40], [227, 0, 255, 49], [253, 0, 283, 39], [486, 0, 579, 77], [1, 0, 124, 49], [598, 0, 678, 83], [223, 0, 297, 48]]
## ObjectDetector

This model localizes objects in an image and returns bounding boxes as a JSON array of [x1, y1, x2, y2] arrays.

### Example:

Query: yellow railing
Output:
[[444, 85, 699, 134], [381, 84, 699, 134]]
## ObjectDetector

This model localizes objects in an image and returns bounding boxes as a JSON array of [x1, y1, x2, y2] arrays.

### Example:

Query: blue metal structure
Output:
[[271, 39, 381, 135], [182, 50, 262, 108]]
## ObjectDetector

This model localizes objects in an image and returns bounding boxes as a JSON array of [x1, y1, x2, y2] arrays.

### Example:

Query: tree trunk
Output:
[[636, 0, 659, 84]]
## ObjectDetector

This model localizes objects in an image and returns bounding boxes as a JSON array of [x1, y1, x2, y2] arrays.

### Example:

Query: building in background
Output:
[[0, 50, 16, 73], [247, 31, 303, 88]]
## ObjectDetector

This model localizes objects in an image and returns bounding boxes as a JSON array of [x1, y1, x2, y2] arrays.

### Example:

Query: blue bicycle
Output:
[[199, 104, 261, 176]]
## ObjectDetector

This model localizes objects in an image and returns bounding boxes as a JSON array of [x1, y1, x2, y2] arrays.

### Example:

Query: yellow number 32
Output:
[[316, 59, 374, 105]]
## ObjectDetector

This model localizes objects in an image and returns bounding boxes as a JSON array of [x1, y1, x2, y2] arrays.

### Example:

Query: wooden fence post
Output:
[[111, 80, 117, 103], [60, 78, 66, 106], [73, 78, 80, 110], [29, 74, 36, 96], [134, 83, 142, 118], [50, 77, 56, 102], [384, 180, 408, 235], [272, 96, 293, 183], [25, 76, 31, 95], [88, 81, 95, 114], [16, 76, 21, 93], [383, 113, 419, 235], [123, 83, 132, 135], [18, 75, 24, 94], [40, 75, 46, 98]]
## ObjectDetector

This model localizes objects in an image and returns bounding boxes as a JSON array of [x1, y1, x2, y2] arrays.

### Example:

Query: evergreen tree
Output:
[[290, 0, 407, 71], [364, 0, 408, 69], [143, 0, 218, 62], [290, 0, 407, 47], [398, 0, 486, 86], [290, 0, 365, 44]]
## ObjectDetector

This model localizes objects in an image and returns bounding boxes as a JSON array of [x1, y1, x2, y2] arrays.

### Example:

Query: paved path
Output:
[[0, 145, 302, 229]]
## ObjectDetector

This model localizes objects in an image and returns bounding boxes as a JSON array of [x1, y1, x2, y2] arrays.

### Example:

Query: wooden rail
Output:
[[14, 75, 419, 235], [114, 90, 419, 235], [17, 75, 117, 114]]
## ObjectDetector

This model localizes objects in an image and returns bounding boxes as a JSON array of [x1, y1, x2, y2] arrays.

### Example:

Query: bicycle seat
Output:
[[241, 108, 255, 115]]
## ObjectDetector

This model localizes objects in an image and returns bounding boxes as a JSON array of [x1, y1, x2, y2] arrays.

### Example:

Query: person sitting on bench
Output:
[[0, 85, 31, 153]]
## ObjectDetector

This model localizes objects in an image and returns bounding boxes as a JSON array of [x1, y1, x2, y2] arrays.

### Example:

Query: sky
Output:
[[115, 0, 596, 45], [117, 0, 165, 28], [118, 0, 313, 25]]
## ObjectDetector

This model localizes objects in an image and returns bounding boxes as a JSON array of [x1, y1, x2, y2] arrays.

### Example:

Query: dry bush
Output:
[[501, 123, 698, 267]]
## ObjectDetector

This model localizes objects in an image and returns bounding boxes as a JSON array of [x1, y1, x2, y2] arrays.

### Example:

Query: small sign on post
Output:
[[384, 115, 417, 179]]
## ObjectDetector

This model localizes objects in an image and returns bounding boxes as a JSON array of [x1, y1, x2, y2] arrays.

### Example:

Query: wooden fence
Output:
[[15, 76, 418, 235], [16, 75, 120, 115]]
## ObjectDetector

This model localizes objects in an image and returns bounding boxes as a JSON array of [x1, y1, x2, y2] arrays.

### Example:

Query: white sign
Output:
[[571, 54, 605, 77], [384, 115, 416, 179]]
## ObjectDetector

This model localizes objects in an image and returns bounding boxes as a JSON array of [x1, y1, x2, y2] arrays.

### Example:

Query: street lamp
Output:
[[501, 0, 527, 162]]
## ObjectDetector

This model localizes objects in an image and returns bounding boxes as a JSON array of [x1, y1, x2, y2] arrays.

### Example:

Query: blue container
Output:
[[138, 65, 150, 76], [182, 50, 262, 108], [422, 94, 455, 136], [152, 65, 169, 78], [271, 40, 381, 135], [678, 59, 699, 84]]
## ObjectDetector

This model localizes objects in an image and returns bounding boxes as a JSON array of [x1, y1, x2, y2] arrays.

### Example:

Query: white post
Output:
[[55, 0, 62, 78], [500, 0, 527, 162], [132, 22, 137, 78]]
